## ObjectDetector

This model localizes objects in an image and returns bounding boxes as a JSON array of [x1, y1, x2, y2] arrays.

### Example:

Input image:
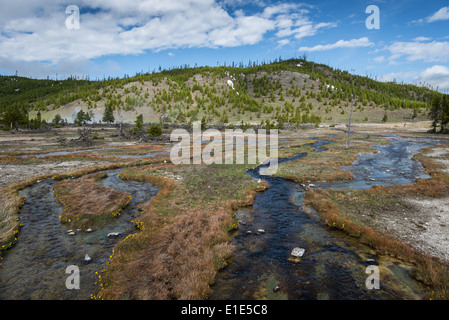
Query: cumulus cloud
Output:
[[428, 6, 449, 23], [298, 37, 374, 52], [386, 40, 449, 63], [411, 6, 449, 24], [0, 0, 335, 77], [415, 65, 449, 92]]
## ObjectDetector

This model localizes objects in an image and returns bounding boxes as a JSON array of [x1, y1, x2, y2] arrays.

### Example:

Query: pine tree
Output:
[[102, 105, 115, 124], [441, 95, 449, 133], [74, 110, 91, 126], [429, 95, 442, 133], [148, 124, 162, 137]]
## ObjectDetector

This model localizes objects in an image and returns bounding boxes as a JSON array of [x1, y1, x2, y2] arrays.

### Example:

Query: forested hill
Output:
[[0, 58, 446, 129]]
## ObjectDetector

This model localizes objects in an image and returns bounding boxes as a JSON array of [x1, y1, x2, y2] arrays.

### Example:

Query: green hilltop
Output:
[[0, 58, 446, 130]]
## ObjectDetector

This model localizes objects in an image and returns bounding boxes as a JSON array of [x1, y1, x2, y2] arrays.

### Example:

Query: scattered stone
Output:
[[369, 178, 376, 181], [86, 228, 93, 233], [68, 231, 75, 236], [308, 184, 315, 188], [273, 286, 281, 294], [289, 247, 305, 263], [84, 254, 91, 262], [291, 247, 305, 257], [257, 229, 265, 234], [246, 230, 252, 234]]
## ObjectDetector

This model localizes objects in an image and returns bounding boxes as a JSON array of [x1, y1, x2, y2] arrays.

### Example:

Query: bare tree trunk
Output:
[[346, 102, 353, 149], [77, 126, 93, 146]]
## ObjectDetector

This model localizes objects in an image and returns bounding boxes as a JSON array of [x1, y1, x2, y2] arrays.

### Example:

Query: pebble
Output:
[[257, 229, 265, 234], [84, 254, 91, 262], [86, 228, 93, 233], [246, 231, 252, 234]]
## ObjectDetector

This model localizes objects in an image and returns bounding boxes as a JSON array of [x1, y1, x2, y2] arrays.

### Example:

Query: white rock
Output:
[[107, 232, 120, 237], [291, 248, 305, 257], [257, 229, 265, 234], [84, 254, 91, 262], [86, 228, 93, 233]]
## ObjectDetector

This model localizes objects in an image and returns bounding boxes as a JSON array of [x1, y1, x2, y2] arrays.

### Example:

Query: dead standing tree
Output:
[[346, 81, 354, 149], [76, 126, 93, 146]]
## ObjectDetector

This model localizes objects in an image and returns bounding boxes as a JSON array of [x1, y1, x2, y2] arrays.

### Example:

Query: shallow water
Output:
[[1, 133, 446, 300], [0, 169, 159, 300], [209, 134, 445, 300]]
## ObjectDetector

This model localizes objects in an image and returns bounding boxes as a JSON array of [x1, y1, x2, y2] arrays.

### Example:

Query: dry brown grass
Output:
[[0, 190, 25, 257], [275, 133, 390, 183], [53, 173, 131, 229], [94, 163, 267, 300], [305, 144, 449, 300], [0, 157, 168, 258]]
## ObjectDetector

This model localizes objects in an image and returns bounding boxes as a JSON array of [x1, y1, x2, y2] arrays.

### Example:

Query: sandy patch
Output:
[[403, 198, 449, 262], [0, 161, 108, 190], [387, 144, 449, 262]]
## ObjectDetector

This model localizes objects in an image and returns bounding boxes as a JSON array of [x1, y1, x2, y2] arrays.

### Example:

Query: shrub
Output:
[[148, 124, 162, 137]]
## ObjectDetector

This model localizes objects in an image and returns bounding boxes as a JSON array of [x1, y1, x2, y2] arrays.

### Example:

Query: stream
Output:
[[0, 133, 446, 300], [209, 134, 446, 300], [0, 169, 159, 300]]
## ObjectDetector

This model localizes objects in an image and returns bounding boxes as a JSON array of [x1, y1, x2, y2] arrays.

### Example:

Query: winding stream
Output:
[[0, 133, 446, 300], [209, 134, 446, 300], [0, 169, 159, 300]]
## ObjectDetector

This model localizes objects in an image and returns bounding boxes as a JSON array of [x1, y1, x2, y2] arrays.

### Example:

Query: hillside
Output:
[[0, 58, 443, 129]]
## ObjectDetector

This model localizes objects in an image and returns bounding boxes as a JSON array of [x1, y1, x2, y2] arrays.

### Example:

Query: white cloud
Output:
[[298, 37, 374, 52], [373, 56, 385, 63], [415, 65, 449, 92], [379, 71, 418, 83], [411, 6, 449, 24], [413, 37, 432, 42], [0, 0, 335, 77], [428, 6, 449, 23], [387, 40, 449, 63]]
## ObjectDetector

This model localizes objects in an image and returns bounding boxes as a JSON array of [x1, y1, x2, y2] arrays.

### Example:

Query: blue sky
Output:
[[0, 0, 448, 92]]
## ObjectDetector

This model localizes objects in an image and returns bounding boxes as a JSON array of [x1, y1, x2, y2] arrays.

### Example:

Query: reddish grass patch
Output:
[[53, 173, 131, 229], [94, 164, 267, 300]]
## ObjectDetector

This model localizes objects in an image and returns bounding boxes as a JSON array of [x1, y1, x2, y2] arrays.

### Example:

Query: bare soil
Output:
[[379, 146, 449, 263], [0, 161, 108, 190]]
